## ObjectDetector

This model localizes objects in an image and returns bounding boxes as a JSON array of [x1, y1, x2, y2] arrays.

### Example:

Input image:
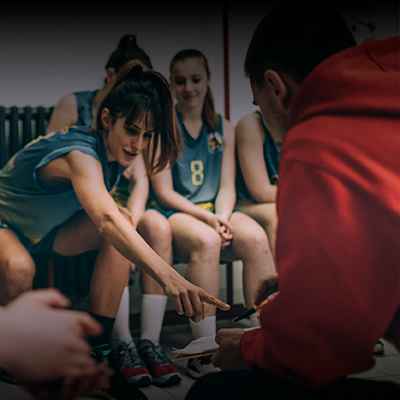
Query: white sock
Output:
[[112, 286, 133, 344], [190, 316, 216, 339], [140, 294, 167, 344]]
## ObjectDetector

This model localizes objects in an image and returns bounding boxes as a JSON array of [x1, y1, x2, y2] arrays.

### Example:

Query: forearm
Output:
[[250, 185, 277, 204], [126, 181, 148, 225], [215, 188, 236, 219]]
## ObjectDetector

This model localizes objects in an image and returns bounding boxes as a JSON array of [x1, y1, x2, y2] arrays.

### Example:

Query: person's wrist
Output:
[[158, 265, 176, 289], [216, 212, 230, 221]]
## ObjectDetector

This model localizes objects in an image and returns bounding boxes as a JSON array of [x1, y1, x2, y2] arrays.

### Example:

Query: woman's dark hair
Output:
[[105, 34, 153, 73], [96, 65, 180, 174], [169, 49, 218, 131], [245, 2, 356, 85]]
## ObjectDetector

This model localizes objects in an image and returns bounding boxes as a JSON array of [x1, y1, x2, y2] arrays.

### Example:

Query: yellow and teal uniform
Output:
[[151, 110, 224, 217], [0, 126, 121, 255], [73, 90, 97, 128]]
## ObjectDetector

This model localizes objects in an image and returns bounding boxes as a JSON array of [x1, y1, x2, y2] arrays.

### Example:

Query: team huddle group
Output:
[[46, 37, 279, 386], [0, 2, 400, 399], [0, 25, 279, 397]]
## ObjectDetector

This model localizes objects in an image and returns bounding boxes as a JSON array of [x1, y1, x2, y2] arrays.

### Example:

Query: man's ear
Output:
[[100, 108, 111, 131], [264, 70, 288, 106]]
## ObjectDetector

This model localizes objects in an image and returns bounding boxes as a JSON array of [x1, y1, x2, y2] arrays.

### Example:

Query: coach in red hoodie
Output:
[[187, 2, 400, 399]]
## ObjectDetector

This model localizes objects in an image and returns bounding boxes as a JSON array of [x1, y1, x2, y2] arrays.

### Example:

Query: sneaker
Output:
[[89, 344, 113, 396], [185, 356, 220, 380], [137, 339, 181, 387], [110, 340, 152, 387], [91, 343, 112, 363]]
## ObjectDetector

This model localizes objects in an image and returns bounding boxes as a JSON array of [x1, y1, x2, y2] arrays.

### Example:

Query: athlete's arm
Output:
[[41, 151, 229, 318], [236, 113, 277, 203], [214, 119, 236, 220], [47, 94, 78, 133], [124, 154, 149, 227]]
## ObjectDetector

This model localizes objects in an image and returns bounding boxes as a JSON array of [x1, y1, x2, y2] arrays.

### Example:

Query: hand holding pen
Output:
[[232, 277, 279, 322]]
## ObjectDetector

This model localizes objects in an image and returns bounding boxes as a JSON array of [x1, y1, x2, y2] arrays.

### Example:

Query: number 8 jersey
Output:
[[171, 110, 224, 207]]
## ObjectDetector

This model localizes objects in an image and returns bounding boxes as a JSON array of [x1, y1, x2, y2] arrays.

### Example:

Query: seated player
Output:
[[47, 35, 180, 387], [145, 49, 276, 379], [235, 110, 280, 256], [0, 66, 229, 397]]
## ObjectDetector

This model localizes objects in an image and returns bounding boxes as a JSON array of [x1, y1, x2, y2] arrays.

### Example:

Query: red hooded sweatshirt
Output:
[[240, 37, 400, 387]]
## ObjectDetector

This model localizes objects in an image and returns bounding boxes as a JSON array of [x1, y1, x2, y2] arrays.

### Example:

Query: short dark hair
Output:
[[105, 34, 153, 72], [245, 2, 356, 84], [96, 66, 180, 174]]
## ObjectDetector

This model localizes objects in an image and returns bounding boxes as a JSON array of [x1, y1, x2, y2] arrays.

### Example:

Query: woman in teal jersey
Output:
[[47, 34, 153, 241], [0, 66, 229, 390], [235, 110, 280, 257], [140, 49, 276, 379], [46, 35, 181, 387], [47, 34, 153, 131]]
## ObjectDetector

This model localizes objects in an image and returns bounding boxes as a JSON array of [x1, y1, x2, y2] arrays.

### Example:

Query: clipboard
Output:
[[169, 336, 219, 361]]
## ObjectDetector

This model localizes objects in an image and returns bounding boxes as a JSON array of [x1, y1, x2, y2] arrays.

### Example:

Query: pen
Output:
[[232, 307, 258, 322], [232, 278, 279, 322]]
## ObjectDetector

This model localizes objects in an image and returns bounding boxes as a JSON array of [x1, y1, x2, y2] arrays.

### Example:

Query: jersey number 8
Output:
[[190, 160, 204, 186]]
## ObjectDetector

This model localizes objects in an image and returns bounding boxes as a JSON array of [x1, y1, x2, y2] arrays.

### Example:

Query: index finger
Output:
[[200, 292, 230, 311]]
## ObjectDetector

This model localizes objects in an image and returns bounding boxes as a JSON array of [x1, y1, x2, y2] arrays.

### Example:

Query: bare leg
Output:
[[237, 202, 278, 258], [89, 243, 130, 317], [229, 211, 276, 308], [169, 213, 221, 317], [138, 210, 173, 295], [53, 211, 130, 317], [0, 229, 35, 305], [136, 210, 173, 344]]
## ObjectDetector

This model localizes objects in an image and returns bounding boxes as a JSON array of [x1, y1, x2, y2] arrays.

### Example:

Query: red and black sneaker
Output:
[[137, 339, 181, 387], [110, 340, 152, 387]]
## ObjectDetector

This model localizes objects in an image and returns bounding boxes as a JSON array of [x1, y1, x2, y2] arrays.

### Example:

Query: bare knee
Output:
[[138, 211, 172, 245], [0, 255, 35, 303], [235, 229, 271, 258], [2, 255, 35, 282], [191, 230, 221, 258]]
